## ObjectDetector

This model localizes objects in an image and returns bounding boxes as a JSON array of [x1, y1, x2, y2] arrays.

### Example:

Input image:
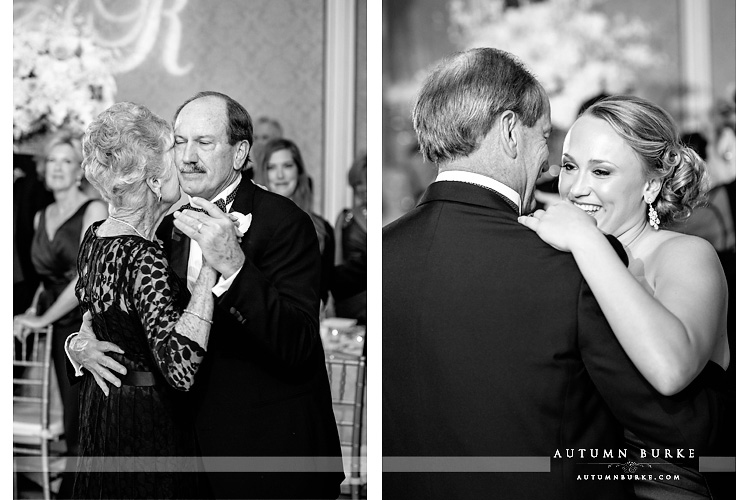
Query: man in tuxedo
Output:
[[68, 91, 343, 499], [383, 48, 718, 499]]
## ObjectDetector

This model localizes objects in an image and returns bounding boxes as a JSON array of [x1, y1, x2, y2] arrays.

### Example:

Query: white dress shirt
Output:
[[185, 174, 243, 296], [435, 170, 521, 214], [65, 175, 246, 376]]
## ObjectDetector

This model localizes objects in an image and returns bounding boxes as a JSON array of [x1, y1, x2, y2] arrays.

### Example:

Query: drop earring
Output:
[[647, 201, 660, 230]]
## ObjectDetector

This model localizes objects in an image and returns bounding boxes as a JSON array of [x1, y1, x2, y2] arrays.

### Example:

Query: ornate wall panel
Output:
[[15, 0, 354, 214]]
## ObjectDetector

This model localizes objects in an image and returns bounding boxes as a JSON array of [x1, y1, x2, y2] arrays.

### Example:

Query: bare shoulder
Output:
[[653, 231, 717, 260], [650, 231, 723, 280], [84, 199, 109, 218]]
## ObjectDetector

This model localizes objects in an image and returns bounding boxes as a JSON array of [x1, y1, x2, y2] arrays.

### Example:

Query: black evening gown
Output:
[[31, 201, 95, 456], [72, 221, 208, 499], [625, 360, 730, 500], [331, 207, 366, 324], [31, 200, 92, 498]]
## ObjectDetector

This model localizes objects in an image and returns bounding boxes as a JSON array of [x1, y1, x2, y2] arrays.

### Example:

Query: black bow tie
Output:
[[179, 185, 239, 215]]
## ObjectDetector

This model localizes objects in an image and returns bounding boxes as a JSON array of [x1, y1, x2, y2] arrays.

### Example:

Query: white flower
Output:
[[229, 212, 253, 236], [13, 7, 117, 142], [441, 0, 662, 128]]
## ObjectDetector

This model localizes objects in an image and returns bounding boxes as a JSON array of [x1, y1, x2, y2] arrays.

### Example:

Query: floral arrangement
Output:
[[447, 0, 662, 127], [13, 5, 117, 143]]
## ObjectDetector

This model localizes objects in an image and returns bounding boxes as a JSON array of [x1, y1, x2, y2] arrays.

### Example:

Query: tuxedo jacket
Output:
[[157, 176, 343, 499], [382, 181, 721, 500]]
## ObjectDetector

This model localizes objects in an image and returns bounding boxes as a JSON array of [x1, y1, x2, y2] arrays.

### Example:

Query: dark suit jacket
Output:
[[382, 181, 721, 500], [157, 176, 343, 499]]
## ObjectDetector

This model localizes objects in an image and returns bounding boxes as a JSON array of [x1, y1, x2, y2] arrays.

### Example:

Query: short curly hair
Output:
[[82, 102, 173, 210], [584, 95, 708, 228]]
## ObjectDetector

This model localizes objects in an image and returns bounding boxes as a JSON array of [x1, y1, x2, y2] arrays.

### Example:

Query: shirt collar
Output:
[[188, 173, 242, 210], [435, 171, 521, 213]]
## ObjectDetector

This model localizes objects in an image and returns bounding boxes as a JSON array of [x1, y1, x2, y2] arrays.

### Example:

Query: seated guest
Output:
[[13, 130, 108, 497], [256, 138, 334, 307], [332, 155, 366, 324]]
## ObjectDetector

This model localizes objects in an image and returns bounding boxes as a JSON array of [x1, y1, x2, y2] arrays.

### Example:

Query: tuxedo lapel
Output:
[[169, 221, 190, 284], [229, 175, 256, 218]]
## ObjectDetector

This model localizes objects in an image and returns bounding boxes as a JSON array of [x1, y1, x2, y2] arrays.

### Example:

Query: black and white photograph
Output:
[[12, 0, 366, 498], [382, 0, 736, 499], [9, 0, 743, 499]]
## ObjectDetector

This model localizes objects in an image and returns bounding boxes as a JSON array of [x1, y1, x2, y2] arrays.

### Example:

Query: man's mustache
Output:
[[179, 165, 206, 174]]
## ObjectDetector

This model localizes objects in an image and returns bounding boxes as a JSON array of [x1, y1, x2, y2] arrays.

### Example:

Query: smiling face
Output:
[[558, 115, 655, 237], [173, 96, 241, 200], [266, 148, 299, 199], [45, 143, 81, 192]]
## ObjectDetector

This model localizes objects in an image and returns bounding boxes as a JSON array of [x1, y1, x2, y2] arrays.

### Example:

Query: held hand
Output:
[[173, 198, 245, 278], [518, 201, 600, 252], [69, 312, 127, 397]]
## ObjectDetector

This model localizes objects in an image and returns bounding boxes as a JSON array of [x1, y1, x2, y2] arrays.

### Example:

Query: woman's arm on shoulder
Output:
[[520, 203, 728, 395], [572, 231, 725, 395]]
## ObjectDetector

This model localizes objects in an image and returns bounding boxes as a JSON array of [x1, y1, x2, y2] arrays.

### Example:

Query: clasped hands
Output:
[[173, 197, 246, 278]]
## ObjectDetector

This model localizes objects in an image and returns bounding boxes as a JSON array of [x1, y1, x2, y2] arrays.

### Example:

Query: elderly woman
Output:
[[256, 138, 335, 307], [70, 102, 216, 499], [13, 131, 108, 494]]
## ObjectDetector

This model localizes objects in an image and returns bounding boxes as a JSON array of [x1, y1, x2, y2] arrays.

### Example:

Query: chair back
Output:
[[13, 326, 54, 435], [326, 355, 366, 498]]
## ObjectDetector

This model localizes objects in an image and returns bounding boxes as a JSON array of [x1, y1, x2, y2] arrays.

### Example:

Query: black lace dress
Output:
[[72, 221, 209, 499]]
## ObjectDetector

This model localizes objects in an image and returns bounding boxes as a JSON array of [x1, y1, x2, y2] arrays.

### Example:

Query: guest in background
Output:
[[674, 102, 736, 500], [250, 116, 284, 177], [673, 132, 735, 252], [254, 116, 284, 145], [14, 152, 54, 315], [256, 137, 335, 308], [13, 130, 108, 497], [332, 155, 366, 324]]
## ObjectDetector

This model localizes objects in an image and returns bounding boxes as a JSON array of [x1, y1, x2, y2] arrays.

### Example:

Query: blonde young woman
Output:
[[520, 95, 729, 499], [13, 132, 108, 496], [256, 138, 335, 307]]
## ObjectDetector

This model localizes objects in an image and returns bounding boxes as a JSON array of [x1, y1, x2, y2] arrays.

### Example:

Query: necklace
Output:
[[108, 216, 150, 241]]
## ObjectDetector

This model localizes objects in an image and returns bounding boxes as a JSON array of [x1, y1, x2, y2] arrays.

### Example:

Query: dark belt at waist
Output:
[[118, 370, 157, 387]]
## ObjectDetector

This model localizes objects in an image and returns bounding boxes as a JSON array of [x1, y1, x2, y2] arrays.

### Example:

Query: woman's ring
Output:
[[197, 222, 204, 233]]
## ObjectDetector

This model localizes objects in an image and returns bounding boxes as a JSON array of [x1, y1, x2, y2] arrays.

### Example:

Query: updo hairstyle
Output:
[[584, 95, 707, 227], [82, 102, 173, 210]]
